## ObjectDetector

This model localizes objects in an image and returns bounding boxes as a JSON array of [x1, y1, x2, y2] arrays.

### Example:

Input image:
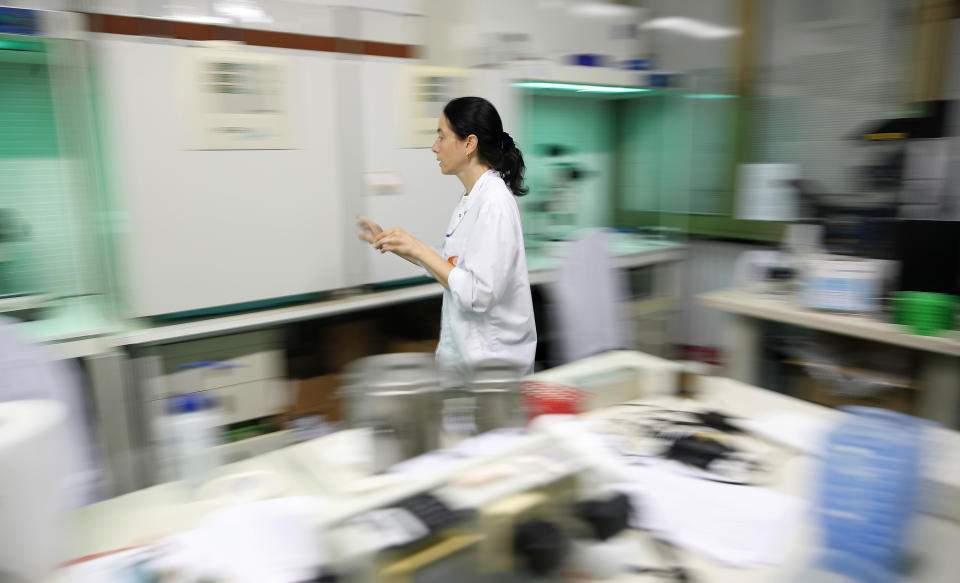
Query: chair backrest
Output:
[[0, 317, 105, 506], [550, 229, 634, 363]]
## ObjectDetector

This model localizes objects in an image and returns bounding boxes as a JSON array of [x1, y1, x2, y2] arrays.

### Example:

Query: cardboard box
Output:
[[799, 377, 916, 414], [325, 319, 380, 372], [283, 374, 343, 422], [385, 338, 438, 354]]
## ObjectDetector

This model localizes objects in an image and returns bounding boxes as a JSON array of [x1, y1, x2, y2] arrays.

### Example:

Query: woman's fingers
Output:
[[376, 233, 403, 253], [374, 228, 399, 247], [357, 229, 376, 243], [371, 228, 417, 257], [356, 216, 383, 236]]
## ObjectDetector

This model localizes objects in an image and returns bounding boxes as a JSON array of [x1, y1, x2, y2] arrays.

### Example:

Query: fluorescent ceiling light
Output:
[[641, 16, 740, 39], [686, 93, 738, 99], [166, 13, 232, 25], [512, 81, 651, 94], [884, 110, 923, 116], [568, 2, 639, 19], [0, 39, 44, 52], [214, 0, 274, 23]]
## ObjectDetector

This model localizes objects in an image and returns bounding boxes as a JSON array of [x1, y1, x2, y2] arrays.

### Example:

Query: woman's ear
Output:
[[465, 134, 478, 156]]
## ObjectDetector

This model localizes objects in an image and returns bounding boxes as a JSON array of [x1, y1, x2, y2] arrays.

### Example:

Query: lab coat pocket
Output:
[[442, 235, 464, 269]]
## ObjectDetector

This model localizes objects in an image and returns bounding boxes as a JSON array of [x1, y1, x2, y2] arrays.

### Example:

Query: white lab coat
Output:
[[435, 170, 537, 382]]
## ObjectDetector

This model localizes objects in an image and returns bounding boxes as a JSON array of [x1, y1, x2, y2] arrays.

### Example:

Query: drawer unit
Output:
[[135, 329, 294, 486], [213, 378, 293, 425], [154, 349, 285, 399], [138, 330, 289, 427]]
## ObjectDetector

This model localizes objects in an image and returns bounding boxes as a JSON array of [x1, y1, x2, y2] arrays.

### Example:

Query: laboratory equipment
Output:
[[0, 9, 109, 318], [530, 144, 591, 242], [341, 353, 443, 472], [897, 219, 960, 297], [467, 359, 526, 433], [0, 209, 28, 296], [798, 256, 889, 312]]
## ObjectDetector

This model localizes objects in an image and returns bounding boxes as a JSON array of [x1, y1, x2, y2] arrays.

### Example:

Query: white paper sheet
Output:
[[615, 465, 808, 567]]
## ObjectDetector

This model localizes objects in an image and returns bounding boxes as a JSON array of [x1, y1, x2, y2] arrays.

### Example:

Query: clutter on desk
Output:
[[595, 404, 783, 485], [61, 496, 332, 583], [527, 405, 810, 567], [736, 213, 960, 338]]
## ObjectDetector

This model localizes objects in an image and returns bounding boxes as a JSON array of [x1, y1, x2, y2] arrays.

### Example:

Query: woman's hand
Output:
[[356, 216, 383, 244], [374, 228, 426, 261]]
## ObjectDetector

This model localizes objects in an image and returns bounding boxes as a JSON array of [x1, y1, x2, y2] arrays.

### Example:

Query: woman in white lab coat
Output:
[[357, 97, 537, 381]]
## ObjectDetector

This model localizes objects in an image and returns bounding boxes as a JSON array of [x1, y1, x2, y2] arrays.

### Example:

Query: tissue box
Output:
[[283, 374, 342, 422]]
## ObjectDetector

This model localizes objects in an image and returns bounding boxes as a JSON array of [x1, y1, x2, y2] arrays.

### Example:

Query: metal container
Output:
[[467, 360, 526, 433], [340, 353, 441, 472]]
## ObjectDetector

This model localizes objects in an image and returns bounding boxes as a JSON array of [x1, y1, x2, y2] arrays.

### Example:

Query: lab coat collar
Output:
[[462, 169, 497, 211], [448, 170, 497, 235]]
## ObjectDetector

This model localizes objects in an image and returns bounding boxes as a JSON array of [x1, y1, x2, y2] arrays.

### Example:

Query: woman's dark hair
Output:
[[443, 96, 528, 196]]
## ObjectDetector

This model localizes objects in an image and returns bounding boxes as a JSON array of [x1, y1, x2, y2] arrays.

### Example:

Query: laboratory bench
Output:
[[699, 288, 960, 428], [19, 238, 688, 496], [53, 351, 960, 583], [30, 236, 686, 351]]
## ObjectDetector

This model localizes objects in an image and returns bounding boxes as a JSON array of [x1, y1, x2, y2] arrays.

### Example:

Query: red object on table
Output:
[[521, 381, 588, 419]]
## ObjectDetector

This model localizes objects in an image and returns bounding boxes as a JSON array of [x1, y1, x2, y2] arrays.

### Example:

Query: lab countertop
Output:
[[31, 236, 686, 352], [699, 288, 960, 357], [58, 351, 960, 582]]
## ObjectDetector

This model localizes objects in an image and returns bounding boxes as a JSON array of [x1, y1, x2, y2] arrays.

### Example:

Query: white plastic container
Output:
[[165, 393, 222, 491]]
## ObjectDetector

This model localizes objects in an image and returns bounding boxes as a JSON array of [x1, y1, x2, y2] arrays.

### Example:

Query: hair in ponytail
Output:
[[442, 97, 528, 196]]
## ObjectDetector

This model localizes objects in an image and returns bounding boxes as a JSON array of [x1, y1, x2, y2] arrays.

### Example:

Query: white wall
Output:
[[754, 0, 910, 196]]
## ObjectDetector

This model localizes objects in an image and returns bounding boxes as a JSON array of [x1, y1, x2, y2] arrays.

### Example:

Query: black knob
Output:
[[513, 519, 568, 576]]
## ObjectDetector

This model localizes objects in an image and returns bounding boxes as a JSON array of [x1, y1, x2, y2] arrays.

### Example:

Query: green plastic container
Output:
[[891, 292, 958, 336]]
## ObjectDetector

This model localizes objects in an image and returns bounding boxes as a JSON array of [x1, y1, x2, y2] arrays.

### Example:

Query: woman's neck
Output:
[[458, 164, 492, 195]]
